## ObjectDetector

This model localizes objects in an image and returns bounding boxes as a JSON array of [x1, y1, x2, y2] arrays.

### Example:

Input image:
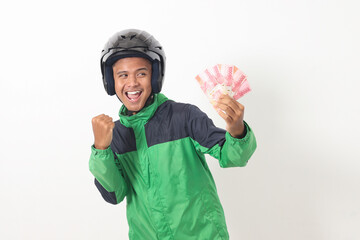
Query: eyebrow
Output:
[[116, 67, 149, 76]]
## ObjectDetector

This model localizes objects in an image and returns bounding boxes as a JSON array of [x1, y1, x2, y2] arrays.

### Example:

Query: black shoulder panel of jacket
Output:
[[94, 178, 117, 205], [145, 101, 226, 148], [111, 120, 137, 154], [186, 103, 227, 148]]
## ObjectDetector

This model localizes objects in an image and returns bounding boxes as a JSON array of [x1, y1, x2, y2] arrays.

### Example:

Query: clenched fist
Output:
[[92, 114, 115, 150]]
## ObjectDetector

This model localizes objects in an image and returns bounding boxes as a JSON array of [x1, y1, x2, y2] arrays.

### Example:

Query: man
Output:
[[89, 29, 257, 240]]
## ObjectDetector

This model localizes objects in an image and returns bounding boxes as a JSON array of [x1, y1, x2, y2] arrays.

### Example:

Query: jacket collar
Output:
[[118, 93, 168, 127]]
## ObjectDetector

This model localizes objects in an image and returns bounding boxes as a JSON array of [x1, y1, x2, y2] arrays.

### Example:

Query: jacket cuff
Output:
[[91, 144, 112, 156], [226, 121, 251, 144]]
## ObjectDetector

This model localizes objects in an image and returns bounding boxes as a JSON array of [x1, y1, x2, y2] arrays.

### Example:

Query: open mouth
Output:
[[126, 91, 142, 102]]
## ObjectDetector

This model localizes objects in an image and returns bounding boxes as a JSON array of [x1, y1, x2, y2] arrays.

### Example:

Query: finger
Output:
[[95, 114, 106, 119], [218, 94, 234, 102], [103, 118, 114, 126], [94, 115, 107, 123], [218, 95, 242, 113], [218, 94, 241, 106], [99, 115, 113, 123], [219, 95, 245, 118], [103, 117, 113, 122], [216, 108, 234, 124], [215, 101, 236, 117], [92, 115, 103, 124]]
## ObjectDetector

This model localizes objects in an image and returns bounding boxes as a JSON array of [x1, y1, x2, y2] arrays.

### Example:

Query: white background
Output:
[[1, 0, 359, 239]]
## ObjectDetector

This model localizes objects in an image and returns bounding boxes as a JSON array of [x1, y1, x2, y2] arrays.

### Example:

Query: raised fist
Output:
[[91, 114, 115, 150]]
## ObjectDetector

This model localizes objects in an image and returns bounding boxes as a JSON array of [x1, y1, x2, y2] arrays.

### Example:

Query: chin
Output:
[[125, 102, 145, 112]]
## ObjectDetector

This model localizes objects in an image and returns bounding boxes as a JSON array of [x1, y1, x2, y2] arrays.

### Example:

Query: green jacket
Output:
[[89, 93, 257, 239]]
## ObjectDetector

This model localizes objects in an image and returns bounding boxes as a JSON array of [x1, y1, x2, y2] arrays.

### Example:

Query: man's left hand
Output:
[[213, 94, 245, 138]]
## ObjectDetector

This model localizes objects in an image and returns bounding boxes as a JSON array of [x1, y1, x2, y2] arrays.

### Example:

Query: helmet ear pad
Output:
[[151, 59, 162, 94], [103, 55, 162, 96], [104, 64, 116, 96]]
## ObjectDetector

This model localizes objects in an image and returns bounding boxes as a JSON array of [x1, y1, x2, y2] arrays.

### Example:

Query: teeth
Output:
[[127, 91, 141, 95]]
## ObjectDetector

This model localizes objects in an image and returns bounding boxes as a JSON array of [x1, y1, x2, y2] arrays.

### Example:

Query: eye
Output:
[[137, 72, 147, 77], [118, 73, 128, 78]]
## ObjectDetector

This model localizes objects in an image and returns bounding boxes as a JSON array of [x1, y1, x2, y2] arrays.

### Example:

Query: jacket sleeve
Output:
[[187, 105, 257, 168], [89, 145, 128, 204]]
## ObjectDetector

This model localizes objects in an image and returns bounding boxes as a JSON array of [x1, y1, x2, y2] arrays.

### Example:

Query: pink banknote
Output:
[[195, 64, 251, 101]]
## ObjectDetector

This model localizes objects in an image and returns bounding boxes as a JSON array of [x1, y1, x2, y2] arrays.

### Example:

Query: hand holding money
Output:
[[213, 94, 245, 138], [195, 64, 250, 137], [92, 114, 115, 150]]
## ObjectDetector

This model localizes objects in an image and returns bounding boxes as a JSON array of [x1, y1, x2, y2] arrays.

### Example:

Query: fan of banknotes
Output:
[[195, 64, 251, 101]]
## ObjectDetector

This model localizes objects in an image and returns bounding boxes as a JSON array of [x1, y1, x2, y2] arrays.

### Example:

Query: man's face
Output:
[[113, 57, 152, 112]]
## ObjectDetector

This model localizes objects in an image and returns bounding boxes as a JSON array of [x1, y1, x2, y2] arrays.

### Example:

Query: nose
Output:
[[127, 74, 139, 86]]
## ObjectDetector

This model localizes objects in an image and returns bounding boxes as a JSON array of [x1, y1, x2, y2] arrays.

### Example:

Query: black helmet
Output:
[[100, 29, 166, 95]]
